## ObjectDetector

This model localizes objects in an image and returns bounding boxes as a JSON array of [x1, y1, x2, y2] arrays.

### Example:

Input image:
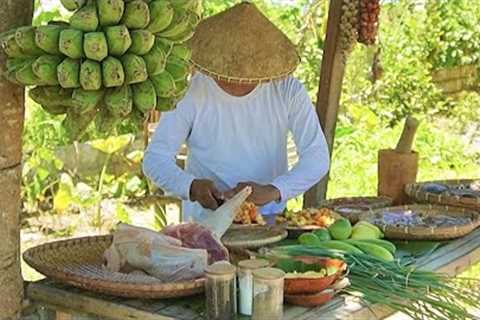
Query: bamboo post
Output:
[[0, 1, 34, 319], [304, 0, 346, 208]]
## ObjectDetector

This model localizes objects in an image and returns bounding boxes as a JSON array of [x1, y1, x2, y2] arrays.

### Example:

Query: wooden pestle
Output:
[[377, 116, 420, 205], [395, 116, 419, 153]]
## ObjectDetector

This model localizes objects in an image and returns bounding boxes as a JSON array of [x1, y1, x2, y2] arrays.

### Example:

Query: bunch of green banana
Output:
[[0, 0, 202, 141]]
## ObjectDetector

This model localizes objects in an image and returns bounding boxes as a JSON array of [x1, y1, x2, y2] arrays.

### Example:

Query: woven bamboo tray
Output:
[[359, 204, 480, 240], [23, 235, 205, 299], [221, 225, 287, 249], [405, 179, 480, 210], [319, 196, 393, 223]]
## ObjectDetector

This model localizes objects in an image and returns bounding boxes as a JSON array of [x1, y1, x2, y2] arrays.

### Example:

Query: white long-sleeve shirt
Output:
[[143, 72, 330, 223]]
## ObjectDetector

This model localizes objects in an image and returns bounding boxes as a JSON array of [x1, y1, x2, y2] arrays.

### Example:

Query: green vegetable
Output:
[[351, 221, 383, 239], [328, 218, 352, 240], [312, 228, 331, 241], [344, 241, 394, 262], [268, 245, 480, 320], [346, 239, 396, 254], [298, 233, 322, 246], [315, 240, 363, 254]]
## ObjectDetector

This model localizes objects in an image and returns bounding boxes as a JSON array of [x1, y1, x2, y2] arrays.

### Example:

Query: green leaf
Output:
[[115, 203, 131, 224], [89, 134, 134, 154], [53, 173, 75, 213]]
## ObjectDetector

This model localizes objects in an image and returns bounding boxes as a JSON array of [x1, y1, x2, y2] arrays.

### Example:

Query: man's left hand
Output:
[[225, 182, 281, 206]]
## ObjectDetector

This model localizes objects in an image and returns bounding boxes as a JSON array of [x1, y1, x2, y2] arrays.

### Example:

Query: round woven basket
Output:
[[359, 204, 480, 240], [221, 225, 287, 249], [23, 235, 205, 299], [405, 179, 480, 210], [319, 196, 393, 223]]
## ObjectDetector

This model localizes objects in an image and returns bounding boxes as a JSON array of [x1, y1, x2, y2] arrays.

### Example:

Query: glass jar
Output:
[[252, 267, 285, 320], [205, 261, 237, 320], [237, 259, 271, 316]]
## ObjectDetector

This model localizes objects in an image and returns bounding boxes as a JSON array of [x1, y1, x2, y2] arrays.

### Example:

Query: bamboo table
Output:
[[23, 228, 480, 320]]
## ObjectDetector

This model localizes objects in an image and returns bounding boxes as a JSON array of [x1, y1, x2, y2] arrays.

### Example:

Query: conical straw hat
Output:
[[188, 2, 300, 83]]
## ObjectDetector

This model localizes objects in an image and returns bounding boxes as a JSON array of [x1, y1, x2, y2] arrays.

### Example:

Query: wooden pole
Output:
[[304, 0, 346, 208], [0, 1, 34, 319]]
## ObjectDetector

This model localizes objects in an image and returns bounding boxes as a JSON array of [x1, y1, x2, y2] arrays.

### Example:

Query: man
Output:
[[143, 2, 330, 226]]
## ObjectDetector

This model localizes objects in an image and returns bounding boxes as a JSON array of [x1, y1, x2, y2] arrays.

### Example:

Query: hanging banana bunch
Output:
[[0, 0, 202, 141]]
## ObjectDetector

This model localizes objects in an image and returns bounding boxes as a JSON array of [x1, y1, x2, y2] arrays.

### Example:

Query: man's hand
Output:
[[226, 182, 281, 206], [189, 179, 223, 210]]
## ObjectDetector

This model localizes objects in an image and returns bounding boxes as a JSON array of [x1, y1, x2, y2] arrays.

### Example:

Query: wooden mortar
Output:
[[378, 116, 419, 205]]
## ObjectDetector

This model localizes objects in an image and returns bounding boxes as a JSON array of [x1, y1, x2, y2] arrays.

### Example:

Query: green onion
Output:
[[263, 245, 480, 320]]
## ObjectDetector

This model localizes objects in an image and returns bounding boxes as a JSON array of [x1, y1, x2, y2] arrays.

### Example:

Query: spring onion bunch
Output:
[[265, 245, 480, 320]]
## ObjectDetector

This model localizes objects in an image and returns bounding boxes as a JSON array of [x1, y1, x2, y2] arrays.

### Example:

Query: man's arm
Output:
[[143, 105, 196, 201], [270, 83, 330, 202], [143, 102, 223, 209]]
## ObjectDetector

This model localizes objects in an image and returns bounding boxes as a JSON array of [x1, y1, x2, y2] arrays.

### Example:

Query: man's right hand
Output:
[[189, 179, 223, 210]]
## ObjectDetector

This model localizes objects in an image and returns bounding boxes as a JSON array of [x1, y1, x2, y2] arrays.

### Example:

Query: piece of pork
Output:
[[162, 223, 229, 264], [104, 223, 208, 282]]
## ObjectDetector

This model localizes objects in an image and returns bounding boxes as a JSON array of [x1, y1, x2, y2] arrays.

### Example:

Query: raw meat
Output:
[[104, 223, 208, 282], [163, 223, 229, 264]]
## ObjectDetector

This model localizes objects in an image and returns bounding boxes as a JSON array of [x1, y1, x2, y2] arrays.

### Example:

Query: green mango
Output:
[[328, 218, 352, 240]]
